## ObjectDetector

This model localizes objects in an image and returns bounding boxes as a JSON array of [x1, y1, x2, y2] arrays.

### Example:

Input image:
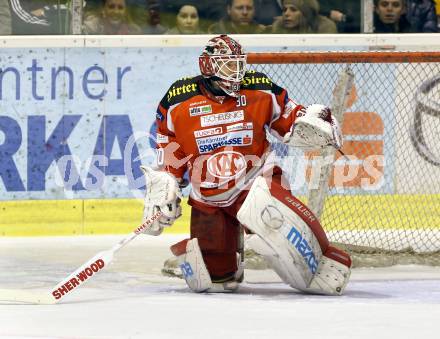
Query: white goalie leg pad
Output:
[[246, 234, 296, 287], [208, 280, 240, 293], [306, 256, 351, 296], [246, 235, 351, 295], [237, 176, 323, 291], [170, 238, 212, 293], [170, 239, 240, 293]]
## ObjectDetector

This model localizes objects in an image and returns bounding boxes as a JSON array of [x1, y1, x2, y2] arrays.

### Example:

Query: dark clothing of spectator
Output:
[[186, 1, 226, 22], [254, 0, 282, 25], [301, 0, 338, 33], [143, 23, 167, 34], [319, 0, 361, 33], [10, 0, 70, 34], [0, 0, 12, 34], [405, 0, 438, 32], [10, 0, 50, 34], [314, 14, 338, 33], [208, 18, 266, 33], [373, 12, 413, 32]]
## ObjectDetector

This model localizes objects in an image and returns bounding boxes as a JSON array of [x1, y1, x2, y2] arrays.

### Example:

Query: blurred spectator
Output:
[[88, 0, 150, 11], [208, 0, 266, 34], [165, 4, 204, 34], [143, 0, 167, 34], [162, 0, 227, 30], [9, 0, 69, 34], [83, 0, 142, 34], [283, 0, 338, 33], [0, 0, 12, 35], [405, 0, 438, 32], [374, 0, 412, 32], [271, 0, 311, 32], [305, 0, 338, 32], [272, 0, 337, 33], [254, 0, 282, 25], [319, 0, 361, 33]]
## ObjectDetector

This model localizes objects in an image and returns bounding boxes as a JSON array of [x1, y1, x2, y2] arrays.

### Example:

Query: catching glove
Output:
[[284, 104, 343, 151], [141, 166, 182, 236]]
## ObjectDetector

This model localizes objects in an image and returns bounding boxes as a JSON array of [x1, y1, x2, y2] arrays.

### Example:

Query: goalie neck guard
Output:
[[199, 35, 247, 98]]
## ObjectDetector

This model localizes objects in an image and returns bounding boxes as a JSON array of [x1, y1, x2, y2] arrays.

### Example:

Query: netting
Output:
[[249, 51, 440, 267]]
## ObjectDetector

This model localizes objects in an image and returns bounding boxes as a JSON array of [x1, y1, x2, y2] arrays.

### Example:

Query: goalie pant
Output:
[[171, 167, 352, 293]]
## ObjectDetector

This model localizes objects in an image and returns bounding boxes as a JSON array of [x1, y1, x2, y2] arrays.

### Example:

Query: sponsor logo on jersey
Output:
[[194, 127, 223, 138], [226, 122, 253, 132], [189, 100, 207, 107], [167, 83, 198, 102], [156, 133, 169, 144], [207, 151, 247, 180], [200, 110, 244, 127], [189, 104, 212, 116], [285, 226, 318, 274], [196, 130, 253, 154], [241, 74, 272, 87]]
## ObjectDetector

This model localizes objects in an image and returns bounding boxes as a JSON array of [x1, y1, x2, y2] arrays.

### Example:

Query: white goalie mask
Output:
[[409, 75, 440, 167], [199, 34, 247, 97]]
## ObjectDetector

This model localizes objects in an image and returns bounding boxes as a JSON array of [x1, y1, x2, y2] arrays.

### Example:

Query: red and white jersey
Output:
[[155, 71, 304, 207]]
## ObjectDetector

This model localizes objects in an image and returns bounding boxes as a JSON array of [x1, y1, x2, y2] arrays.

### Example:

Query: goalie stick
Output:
[[0, 210, 163, 305]]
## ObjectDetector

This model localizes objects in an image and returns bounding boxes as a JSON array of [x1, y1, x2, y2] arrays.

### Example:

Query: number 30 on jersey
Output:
[[236, 95, 247, 107]]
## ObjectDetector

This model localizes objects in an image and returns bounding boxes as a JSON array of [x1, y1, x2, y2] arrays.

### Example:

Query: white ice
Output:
[[1, 235, 440, 339]]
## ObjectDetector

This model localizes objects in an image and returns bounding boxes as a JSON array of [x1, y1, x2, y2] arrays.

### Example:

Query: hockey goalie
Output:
[[141, 34, 351, 295]]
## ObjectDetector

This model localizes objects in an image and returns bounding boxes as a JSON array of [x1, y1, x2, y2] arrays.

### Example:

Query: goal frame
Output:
[[247, 51, 440, 64]]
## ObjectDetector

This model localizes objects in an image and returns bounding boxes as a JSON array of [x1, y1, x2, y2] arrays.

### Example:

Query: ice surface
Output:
[[1, 235, 440, 339]]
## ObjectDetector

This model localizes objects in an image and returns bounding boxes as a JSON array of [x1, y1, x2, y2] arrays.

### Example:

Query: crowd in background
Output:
[[0, 0, 439, 35]]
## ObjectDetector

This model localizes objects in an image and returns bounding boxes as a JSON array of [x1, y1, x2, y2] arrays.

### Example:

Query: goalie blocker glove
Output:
[[284, 104, 343, 151], [141, 166, 183, 236]]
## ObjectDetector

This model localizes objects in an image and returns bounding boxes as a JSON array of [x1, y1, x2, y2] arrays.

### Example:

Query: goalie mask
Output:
[[199, 35, 247, 97]]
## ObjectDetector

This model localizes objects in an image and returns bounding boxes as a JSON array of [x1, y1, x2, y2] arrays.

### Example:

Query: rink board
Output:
[[0, 35, 439, 236], [0, 194, 439, 236]]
